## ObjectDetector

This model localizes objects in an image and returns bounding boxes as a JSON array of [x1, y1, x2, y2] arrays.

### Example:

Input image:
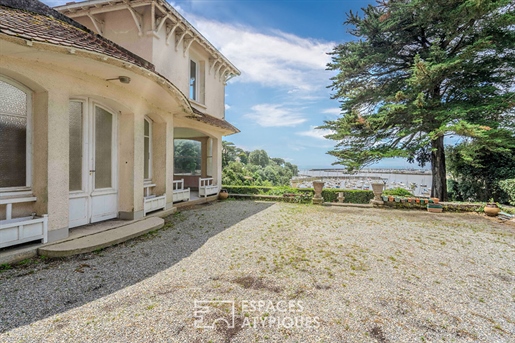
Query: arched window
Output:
[[0, 77, 32, 191]]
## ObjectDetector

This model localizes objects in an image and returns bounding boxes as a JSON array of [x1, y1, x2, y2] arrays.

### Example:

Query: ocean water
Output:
[[295, 169, 433, 196]]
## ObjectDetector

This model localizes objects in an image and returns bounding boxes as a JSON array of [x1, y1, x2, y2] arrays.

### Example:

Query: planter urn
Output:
[[218, 189, 229, 200], [337, 192, 345, 203], [484, 203, 500, 217], [312, 181, 325, 205], [371, 183, 384, 201]]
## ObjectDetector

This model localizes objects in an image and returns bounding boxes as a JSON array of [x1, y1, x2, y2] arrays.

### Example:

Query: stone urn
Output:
[[337, 192, 345, 203], [370, 182, 385, 206], [312, 181, 325, 205]]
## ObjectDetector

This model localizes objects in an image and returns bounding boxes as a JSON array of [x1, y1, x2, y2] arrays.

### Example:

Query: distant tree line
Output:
[[222, 141, 298, 186], [174, 139, 201, 174]]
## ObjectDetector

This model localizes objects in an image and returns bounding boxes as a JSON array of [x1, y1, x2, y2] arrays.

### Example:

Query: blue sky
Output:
[[43, 0, 416, 170]]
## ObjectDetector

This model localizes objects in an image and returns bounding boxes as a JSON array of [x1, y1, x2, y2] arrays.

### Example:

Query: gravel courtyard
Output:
[[1, 201, 514, 342]]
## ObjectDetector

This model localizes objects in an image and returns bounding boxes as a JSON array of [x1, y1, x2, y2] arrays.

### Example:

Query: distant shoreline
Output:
[[300, 168, 432, 176]]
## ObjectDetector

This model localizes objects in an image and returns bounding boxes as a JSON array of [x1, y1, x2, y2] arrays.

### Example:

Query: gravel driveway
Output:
[[1, 201, 514, 342]]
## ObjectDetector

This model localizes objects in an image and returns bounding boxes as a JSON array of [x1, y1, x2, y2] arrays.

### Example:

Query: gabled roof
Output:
[[0, 0, 239, 135], [0, 0, 155, 71], [56, 0, 240, 79]]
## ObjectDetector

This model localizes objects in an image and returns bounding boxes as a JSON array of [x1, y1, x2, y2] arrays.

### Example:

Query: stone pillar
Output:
[[200, 137, 208, 178], [152, 120, 167, 196], [118, 111, 141, 220], [45, 90, 70, 241], [312, 181, 325, 205]]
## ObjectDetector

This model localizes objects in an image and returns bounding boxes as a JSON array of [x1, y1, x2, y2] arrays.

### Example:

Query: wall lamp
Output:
[[106, 76, 131, 84]]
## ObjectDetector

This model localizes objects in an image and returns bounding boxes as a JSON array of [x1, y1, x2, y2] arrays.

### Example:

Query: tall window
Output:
[[0, 77, 31, 190], [69, 101, 83, 191], [189, 60, 197, 101], [144, 117, 152, 180]]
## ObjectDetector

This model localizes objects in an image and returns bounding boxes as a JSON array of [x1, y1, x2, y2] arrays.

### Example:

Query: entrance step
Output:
[[38, 217, 164, 258]]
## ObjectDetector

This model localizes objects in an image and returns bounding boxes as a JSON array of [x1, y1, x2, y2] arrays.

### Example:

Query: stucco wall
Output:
[[1, 42, 182, 239], [68, 4, 228, 119]]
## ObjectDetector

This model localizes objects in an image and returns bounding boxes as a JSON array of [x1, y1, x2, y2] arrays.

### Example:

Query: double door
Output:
[[68, 100, 118, 228]]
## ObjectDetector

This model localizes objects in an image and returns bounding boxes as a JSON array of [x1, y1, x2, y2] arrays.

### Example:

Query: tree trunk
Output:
[[431, 136, 448, 201]]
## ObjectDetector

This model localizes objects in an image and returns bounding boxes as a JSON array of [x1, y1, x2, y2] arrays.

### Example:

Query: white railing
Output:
[[143, 183, 166, 216], [199, 177, 218, 198], [172, 179, 190, 203], [0, 196, 48, 248]]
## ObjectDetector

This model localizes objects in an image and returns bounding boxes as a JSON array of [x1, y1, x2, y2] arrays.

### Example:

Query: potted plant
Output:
[[484, 198, 500, 217], [427, 203, 443, 213]]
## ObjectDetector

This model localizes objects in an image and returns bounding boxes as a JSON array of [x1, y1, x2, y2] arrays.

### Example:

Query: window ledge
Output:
[[0, 188, 33, 198], [0, 195, 36, 205]]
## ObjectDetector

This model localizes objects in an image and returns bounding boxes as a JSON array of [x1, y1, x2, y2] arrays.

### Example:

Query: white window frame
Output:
[[0, 75, 33, 196], [144, 116, 153, 182], [90, 101, 118, 195], [68, 99, 87, 194], [189, 59, 198, 101], [68, 98, 119, 197]]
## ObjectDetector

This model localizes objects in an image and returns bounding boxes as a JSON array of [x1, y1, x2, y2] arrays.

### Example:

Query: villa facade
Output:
[[0, 0, 239, 248]]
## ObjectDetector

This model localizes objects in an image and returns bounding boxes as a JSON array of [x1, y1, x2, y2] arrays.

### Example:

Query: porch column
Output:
[[118, 111, 141, 220], [39, 90, 69, 241], [152, 119, 167, 196], [212, 136, 222, 187], [200, 137, 208, 178], [165, 117, 174, 209]]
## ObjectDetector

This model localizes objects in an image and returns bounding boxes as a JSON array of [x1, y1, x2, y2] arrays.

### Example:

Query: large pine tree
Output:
[[322, 0, 515, 200]]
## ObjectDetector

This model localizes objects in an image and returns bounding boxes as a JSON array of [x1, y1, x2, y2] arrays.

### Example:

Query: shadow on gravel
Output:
[[0, 200, 274, 333]]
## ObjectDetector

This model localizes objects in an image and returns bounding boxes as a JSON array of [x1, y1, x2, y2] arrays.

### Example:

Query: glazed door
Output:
[[69, 100, 118, 228]]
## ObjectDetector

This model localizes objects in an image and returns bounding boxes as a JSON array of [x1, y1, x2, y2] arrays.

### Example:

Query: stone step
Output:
[[38, 217, 164, 258]]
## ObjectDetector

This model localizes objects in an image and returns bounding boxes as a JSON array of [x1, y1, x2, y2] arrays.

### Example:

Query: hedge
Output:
[[499, 179, 515, 206], [321, 189, 374, 204], [222, 185, 373, 204]]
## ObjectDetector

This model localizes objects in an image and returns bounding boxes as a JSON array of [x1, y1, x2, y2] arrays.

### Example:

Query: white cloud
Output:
[[296, 126, 334, 140], [225, 104, 231, 110], [184, 17, 335, 93], [322, 108, 341, 116], [245, 104, 307, 127], [41, 0, 67, 6]]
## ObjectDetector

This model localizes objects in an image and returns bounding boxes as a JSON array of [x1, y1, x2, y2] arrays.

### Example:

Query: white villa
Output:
[[0, 0, 240, 248]]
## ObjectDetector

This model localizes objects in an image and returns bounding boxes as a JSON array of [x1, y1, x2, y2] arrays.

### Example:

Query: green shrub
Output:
[[222, 186, 275, 195], [499, 179, 515, 205], [223, 185, 373, 204], [321, 189, 374, 204], [382, 187, 413, 196]]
